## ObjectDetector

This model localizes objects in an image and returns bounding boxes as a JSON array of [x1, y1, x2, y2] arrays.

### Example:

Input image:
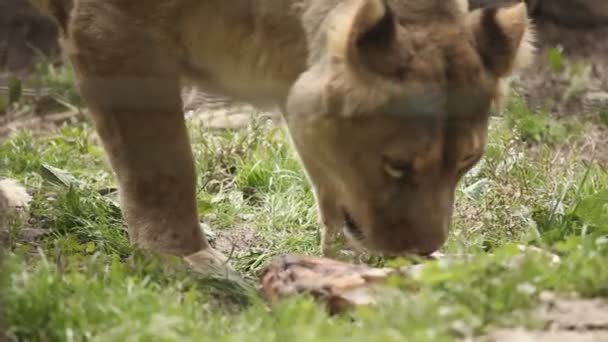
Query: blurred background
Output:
[[1, 3, 607, 340], [1, 0, 606, 146]]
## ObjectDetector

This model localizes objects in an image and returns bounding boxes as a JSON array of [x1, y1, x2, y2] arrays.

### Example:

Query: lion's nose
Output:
[[369, 216, 450, 256], [414, 228, 448, 255], [401, 225, 448, 255]]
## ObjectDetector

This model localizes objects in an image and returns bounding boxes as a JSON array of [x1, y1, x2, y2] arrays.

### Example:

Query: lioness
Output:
[[27, 0, 534, 272]]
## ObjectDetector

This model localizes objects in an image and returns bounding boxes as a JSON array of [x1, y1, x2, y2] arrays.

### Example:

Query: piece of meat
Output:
[[259, 254, 399, 315]]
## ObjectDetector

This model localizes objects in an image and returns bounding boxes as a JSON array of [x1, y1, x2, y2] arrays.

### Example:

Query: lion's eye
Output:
[[383, 158, 414, 179]]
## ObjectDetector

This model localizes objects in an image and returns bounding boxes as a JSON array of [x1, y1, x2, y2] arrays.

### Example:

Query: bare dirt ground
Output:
[[482, 296, 608, 341]]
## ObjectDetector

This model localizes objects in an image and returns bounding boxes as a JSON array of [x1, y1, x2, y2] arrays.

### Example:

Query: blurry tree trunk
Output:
[[0, 0, 59, 75]]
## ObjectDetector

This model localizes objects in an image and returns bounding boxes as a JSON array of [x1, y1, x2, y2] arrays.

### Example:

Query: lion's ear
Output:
[[467, 2, 535, 77], [327, 0, 406, 77]]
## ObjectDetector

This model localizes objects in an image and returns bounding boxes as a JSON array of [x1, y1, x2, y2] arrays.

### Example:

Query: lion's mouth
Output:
[[343, 210, 365, 240]]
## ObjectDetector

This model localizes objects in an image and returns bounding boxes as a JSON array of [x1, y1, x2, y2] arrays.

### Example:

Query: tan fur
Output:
[[492, 3, 536, 76], [468, 2, 536, 110], [29, 0, 535, 267], [456, 0, 470, 13]]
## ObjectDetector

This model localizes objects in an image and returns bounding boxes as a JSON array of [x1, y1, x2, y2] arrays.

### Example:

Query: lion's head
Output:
[[284, 0, 534, 256]]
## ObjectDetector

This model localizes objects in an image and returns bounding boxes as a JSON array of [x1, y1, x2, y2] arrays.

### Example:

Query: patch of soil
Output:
[[202, 222, 263, 258], [182, 87, 279, 130], [0, 227, 49, 251], [483, 329, 608, 342], [538, 296, 608, 331], [481, 296, 608, 342], [0, 107, 84, 141]]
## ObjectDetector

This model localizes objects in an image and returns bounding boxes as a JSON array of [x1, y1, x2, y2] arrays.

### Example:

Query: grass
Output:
[[1, 65, 608, 341]]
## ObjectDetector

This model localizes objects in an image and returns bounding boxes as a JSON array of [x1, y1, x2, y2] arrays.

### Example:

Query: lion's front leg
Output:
[[79, 74, 232, 273], [65, 31, 229, 273], [79, 73, 206, 256]]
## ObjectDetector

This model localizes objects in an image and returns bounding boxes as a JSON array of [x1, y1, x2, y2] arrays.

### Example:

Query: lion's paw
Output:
[[184, 247, 243, 282]]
